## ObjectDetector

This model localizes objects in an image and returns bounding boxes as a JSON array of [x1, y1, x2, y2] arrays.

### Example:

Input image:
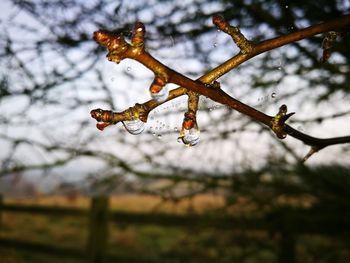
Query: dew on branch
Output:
[[178, 127, 200, 147], [150, 85, 169, 103], [122, 119, 145, 135]]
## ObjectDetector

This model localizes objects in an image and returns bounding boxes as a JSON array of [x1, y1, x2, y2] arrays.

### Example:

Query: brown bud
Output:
[[212, 15, 229, 31], [93, 30, 111, 47], [132, 22, 145, 47], [90, 109, 113, 122], [279, 104, 287, 114], [93, 30, 127, 52], [150, 76, 167, 93], [90, 108, 104, 119]]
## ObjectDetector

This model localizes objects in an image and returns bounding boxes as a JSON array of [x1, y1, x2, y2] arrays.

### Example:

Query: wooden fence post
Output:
[[278, 231, 296, 263], [86, 196, 109, 263]]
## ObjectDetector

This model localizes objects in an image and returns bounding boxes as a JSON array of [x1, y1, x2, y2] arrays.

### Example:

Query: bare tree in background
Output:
[[0, 0, 350, 198]]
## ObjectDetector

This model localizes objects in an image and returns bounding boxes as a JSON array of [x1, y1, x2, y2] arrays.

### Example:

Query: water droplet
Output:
[[127, 67, 131, 71], [179, 128, 200, 147], [157, 134, 162, 139], [278, 67, 281, 70], [271, 92, 277, 98], [122, 119, 145, 135], [174, 127, 178, 132], [177, 137, 182, 143], [285, 5, 289, 8], [213, 42, 217, 47], [150, 86, 169, 103]]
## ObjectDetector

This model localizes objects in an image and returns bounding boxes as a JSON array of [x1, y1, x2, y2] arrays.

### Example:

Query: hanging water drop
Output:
[[179, 128, 200, 147], [127, 66, 131, 71], [150, 86, 169, 103], [271, 92, 277, 98], [157, 134, 162, 139], [213, 42, 217, 47], [122, 119, 145, 135]]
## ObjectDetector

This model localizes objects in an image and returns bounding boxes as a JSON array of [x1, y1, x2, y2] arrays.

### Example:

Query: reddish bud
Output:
[[150, 76, 167, 93], [212, 15, 229, 31], [150, 84, 162, 94], [90, 109, 113, 123], [96, 122, 110, 131], [183, 119, 194, 130]]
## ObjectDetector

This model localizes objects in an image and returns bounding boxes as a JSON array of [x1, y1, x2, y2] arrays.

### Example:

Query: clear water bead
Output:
[[150, 86, 169, 103], [271, 92, 276, 98], [179, 128, 200, 147], [122, 119, 145, 135]]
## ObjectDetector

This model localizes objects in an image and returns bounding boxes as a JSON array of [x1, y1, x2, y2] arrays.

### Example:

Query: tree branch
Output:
[[91, 14, 350, 161]]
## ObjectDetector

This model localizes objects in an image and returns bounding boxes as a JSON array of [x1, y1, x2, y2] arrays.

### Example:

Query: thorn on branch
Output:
[[302, 146, 320, 162], [212, 15, 253, 54], [321, 31, 338, 63], [270, 104, 295, 139]]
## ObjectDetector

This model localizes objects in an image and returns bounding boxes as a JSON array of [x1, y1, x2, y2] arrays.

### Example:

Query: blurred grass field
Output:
[[0, 194, 349, 263]]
